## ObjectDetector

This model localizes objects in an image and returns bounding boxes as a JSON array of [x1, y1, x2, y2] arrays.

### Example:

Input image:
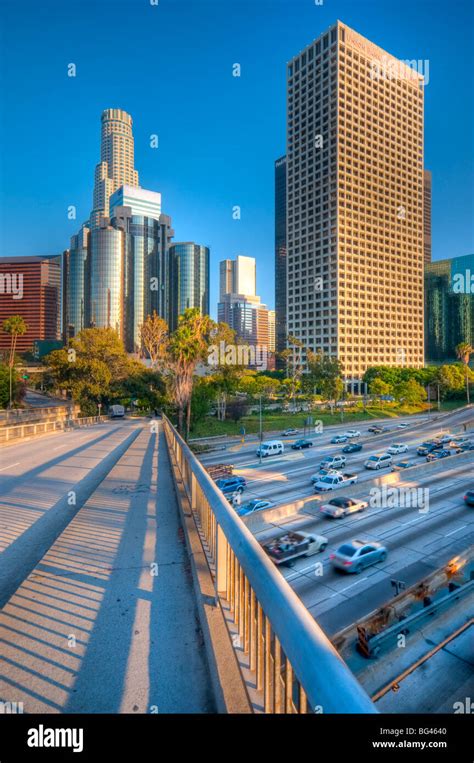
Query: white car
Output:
[[343, 430, 361, 438], [397, 423, 409, 429], [387, 443, 408, 455], [320, 498, 368, 518]]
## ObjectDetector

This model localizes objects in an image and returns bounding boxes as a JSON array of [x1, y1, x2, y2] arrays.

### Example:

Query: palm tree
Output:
[[168, 308, 212, 438], [455, 341, 473, 404], [2, 315, 28, 407]]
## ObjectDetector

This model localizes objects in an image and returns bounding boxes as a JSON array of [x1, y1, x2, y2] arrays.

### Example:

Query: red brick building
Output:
[[0, 256, 61, 353]]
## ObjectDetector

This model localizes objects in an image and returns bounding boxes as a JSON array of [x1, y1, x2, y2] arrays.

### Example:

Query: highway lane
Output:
[[198, 407, 474, 508], [0, 419, 144, 605], [251, 463, 474, 636]]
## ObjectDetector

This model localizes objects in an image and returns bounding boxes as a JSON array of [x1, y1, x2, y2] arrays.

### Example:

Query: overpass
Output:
[[0, 415, 377, 713]]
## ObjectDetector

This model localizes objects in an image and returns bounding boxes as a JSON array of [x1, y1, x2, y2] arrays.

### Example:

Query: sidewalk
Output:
[[0, 425, 215, 713]]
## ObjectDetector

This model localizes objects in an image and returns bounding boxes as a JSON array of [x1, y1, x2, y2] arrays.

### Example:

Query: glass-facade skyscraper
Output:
[[169, 243, 210, 331], [66, 110, 175, 350], [425, 254, 474, 362]]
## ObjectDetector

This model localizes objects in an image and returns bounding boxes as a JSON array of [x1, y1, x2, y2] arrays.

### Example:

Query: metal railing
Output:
[[162, 415, 376, 714], [0, 416, 108, 444]]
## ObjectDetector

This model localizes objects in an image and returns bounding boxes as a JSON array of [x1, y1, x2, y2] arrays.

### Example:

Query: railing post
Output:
[[215, 523, 228, 598]]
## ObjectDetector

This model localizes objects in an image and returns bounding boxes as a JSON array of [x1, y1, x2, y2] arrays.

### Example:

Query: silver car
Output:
[[330, 539, 387, 574]]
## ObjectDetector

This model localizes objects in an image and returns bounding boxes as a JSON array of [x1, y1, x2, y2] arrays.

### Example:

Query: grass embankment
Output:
[[189, 400, 466, 439]]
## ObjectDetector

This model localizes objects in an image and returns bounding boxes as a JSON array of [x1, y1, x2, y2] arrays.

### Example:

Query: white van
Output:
[[364, 453, 393, 470], [256, 441, 284, 458]]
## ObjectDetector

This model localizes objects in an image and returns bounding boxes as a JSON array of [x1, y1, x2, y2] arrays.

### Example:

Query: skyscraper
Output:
[[219, 255, 256, 298], [425, 254, 474, 362], [218, 255, 274, 365], [66, 110, 174, 351], [274, 156, 287, 366], [286, 21, 425, 385], [0, 256, 61, 352], [423, 170, 432, 265], [90, 109, 140, 229], [169, 243, 210, 331]]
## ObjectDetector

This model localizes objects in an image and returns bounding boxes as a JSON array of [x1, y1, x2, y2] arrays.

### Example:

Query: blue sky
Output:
[[0, 0, 473, 317]]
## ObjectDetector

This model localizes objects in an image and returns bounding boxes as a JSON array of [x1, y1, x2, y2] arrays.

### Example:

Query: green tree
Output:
[[369, 377, 392, 399], [455, 342, 473, 404], [2, 315, 28, 407], [393, 378, 427, 406], [436, 363, 470, 399], [167, 308, 213, 438], [45, 328, 134, 414]]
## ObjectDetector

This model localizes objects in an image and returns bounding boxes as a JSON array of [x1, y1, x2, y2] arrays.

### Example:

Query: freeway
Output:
[[198, 407, 474, 638], [198, 406, 474, 509]]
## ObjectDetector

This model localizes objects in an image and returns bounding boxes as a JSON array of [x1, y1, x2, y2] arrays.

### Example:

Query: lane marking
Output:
[[445, 524, 468, 536], [0, 462, 20, 472]]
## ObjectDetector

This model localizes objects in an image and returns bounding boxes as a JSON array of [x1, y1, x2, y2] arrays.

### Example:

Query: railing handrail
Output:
[[163, 414, 376, 714]]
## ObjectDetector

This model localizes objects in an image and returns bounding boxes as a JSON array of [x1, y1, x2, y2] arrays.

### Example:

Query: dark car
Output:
[[342, 442, 363, 453], [391, 460, 416, 472], [463, 491, 474, 507], [215, 476, 247, 495], [426, 449, 451, 461], [417, 441, 441, 456], [452, 441, 474, 453], [368, 425, 390, 434], [291, 439, 313, 450]]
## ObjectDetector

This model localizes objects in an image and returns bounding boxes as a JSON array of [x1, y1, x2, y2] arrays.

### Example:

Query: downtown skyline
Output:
[[0, 0, 473, 319]]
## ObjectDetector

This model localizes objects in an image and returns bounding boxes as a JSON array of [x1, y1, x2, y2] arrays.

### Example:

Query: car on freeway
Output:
[[452, 441, 474, 453], [313, 472, 358, 491], [215, 476, 247, 495], [291, 439, 313, 450], [263, 531, 328, 565], [463, 491, 474, 507], [331, 434, 348, 444], [236, 499, 273, 517], [396, 422, 409, 429], [368, 424, 390, 434], [435, 434, 454, 444], [310, 468, 341, 484], [320, 497, 368, 519], [392, 461, 416, 472], [387, 443, 408, 455], [342, 442, 363, 453], [256, 440, 284, 457], [321, 454, 346, 470], [343, 429, 361, 438], [330, 540, 388, 574], [281, 428, 299, 437], [417, 441, 442, 456], [426, 449, 452, 461], [364, 453, 392, 470]]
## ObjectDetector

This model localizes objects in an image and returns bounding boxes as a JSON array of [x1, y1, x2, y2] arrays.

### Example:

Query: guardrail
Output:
[[0, 416, 108, 444], [162, 414, 376, 714]]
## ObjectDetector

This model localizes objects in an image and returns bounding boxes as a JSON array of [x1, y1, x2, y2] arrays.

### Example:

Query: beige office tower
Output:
[[286, 21, 425, 386], [423, 169, 432, 264], [90, 108, 139, 228]]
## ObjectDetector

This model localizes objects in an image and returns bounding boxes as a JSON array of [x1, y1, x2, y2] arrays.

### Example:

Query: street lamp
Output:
[[259, 394, 263, 464]]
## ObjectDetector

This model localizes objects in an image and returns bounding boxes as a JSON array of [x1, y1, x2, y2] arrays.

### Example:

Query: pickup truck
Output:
[[263, 531, 328, 565], [313, 473, 358, 492]]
